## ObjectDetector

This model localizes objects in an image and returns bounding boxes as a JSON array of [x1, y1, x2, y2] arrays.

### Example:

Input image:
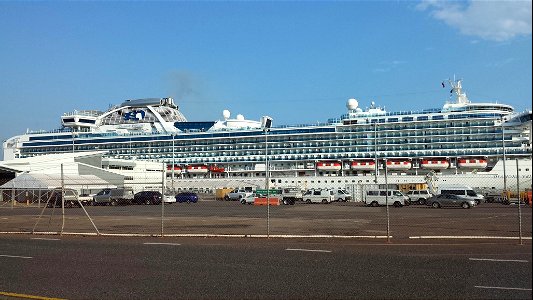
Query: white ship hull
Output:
[[168, 159, 532, 197]]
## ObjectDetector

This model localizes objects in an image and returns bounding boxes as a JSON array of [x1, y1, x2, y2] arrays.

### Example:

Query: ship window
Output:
[[432, 115, 444, 120], [402, 117, 413, 122], [388, 118, 398, 122], [417, 116, 429, 121]]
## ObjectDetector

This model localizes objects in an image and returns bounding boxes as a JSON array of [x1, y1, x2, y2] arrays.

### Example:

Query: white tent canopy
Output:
[[0, 172, 117, 190]]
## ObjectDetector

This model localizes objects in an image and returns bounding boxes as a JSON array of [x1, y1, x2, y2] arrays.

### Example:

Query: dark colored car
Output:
[[132, 191, 162, 205], [175, 192, 198, 203], [426, 194, 477, 209]]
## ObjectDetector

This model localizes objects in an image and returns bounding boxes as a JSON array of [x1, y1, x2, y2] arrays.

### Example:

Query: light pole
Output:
[[384, 158, 390, 244], [261, 116, 273, 237], [374, 122, 378, 183], [72, 131, 77, 153]]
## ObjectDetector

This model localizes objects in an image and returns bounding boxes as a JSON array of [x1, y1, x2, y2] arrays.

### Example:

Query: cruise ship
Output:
[[3, 79, 532, 193]]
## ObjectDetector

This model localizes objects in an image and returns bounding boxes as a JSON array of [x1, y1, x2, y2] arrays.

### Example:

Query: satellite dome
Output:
[[236, 114, 245, 121], [347, 98, 359, 110], [222, 110, 231, 120]]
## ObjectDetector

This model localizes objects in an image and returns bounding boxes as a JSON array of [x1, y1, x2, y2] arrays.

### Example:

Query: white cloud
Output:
[[373, 60, 408, 73], [417, 0, 532, 42]]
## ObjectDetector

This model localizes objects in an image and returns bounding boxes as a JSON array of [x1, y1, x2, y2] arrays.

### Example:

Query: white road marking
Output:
[[0, 254, 33, 259], [469, 258, 529, 263], [143, 242, 181, 246], [286, 248, 332, 253], [410, 236, 532, 240], [31, 237, 61, 241], [475, 286, 532, 291]]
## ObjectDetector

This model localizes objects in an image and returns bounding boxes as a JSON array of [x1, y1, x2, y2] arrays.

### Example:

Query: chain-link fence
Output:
[[1, 160, 531, 243]]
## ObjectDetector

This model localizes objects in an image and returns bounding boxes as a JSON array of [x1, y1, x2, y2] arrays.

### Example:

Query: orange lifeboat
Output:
[[316, 161, 342, 172], [166, 164, 182, 175], [386, 160, 412, 170], [457, 158, 488, 169], [186, 165, 208, 174], [209, 165, 225, 173], [350, 160, 375, 171], [420, 159, 449, 170]]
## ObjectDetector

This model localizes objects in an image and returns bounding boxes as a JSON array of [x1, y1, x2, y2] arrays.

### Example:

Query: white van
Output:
[[364, 189, 408, 207], [438, 185, 485, 204], [334, 189, 352, 202], [303, 189, 334, 204]]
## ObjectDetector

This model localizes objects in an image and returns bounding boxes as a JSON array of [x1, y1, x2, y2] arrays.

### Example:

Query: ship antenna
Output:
[[447, 77, 469, 104]]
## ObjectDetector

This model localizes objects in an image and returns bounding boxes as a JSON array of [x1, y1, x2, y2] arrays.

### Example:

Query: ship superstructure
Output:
[[3, 79, 532, 191]]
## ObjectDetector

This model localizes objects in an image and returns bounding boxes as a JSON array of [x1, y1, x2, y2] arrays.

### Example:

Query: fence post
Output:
[[384, 159, 391, 244], [61, 164, 65, 235], [516, 159, 523, 245], [11, 187, 14, 209], [161, 163, 165, 238]]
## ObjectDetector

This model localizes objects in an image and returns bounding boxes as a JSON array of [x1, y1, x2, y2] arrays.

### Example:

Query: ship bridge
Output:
[[62, 97, 188, 134]]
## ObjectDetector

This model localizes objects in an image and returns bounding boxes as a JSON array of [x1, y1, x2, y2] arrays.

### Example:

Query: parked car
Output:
[[92, 188, 133, 206], [164, 194, 177, 204], [406, 190, 433, 205], [46, 188, 81, 208], [224, 188, 253, 201], [132, 191, 163, 205], [175, 192, 198, 203], [240, 193, 256, 205], [437, 185, 485, 204], [426, 194, 477, 209]]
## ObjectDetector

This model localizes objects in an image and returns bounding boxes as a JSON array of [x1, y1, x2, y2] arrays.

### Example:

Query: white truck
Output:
[[279, 187, 303, 205]]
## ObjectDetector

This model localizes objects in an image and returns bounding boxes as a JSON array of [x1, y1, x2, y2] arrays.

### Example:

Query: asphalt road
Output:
[[0, 235, 531, 299]]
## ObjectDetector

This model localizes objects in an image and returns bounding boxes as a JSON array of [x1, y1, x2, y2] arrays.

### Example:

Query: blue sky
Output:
[[0, 0, 531, 159]]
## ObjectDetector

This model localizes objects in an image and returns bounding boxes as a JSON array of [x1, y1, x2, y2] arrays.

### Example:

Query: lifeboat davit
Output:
[[351, 160, 375, 171], [209, 165, 225, 173], [386, 160, 412, 170], [316, 161, 342, 172], [186, 165, 208, 174], [457, 158, 488, 169], [420, 159, 450, 170], [166, 164, 182, 175]]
